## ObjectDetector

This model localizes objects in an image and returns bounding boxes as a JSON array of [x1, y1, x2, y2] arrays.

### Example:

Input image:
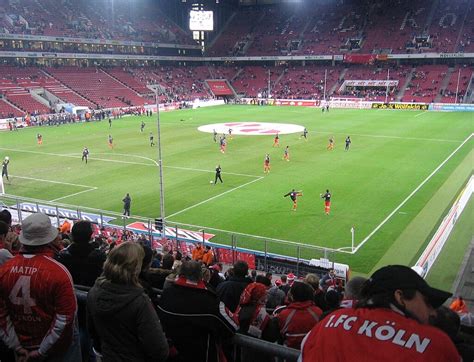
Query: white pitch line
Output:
[[11, 175, 97, 189], [167, 176, 264, 219], [414, 111, 429, 117], [50, 188, 97, 202], [315, 131, 461, 143], [352, 133, 473, 254]]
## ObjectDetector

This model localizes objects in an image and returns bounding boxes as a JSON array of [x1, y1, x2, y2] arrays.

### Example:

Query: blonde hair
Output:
[[103, 242, 144, 286], [304, 273, 320, 290]]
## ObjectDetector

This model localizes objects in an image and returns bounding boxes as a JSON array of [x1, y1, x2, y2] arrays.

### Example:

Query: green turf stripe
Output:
[[369, 149, 473, 275]]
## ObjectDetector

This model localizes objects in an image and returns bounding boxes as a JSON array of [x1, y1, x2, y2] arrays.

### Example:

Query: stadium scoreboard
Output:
[[189, 10, 214, 31]]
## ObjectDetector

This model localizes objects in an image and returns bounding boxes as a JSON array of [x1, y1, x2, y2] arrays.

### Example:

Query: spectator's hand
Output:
[[14, 347, 29, 362], [26, 350, 45, 361]]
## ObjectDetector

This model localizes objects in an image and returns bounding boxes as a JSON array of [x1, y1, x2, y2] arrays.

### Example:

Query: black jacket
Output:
[[216, 276, 252, 312], [87, 278, 169, 362], [57, 243, 106, 287], [158, 280, 236, 362]]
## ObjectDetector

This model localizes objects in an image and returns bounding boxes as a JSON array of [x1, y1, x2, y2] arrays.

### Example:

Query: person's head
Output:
[[432, 306, 460, 340], [162, 253, 174, 270], [179, 260, 202, 282], [325, 289, 341, 309], [141, 244, 153, 272], [0, 220, 8, 242], [0, 209, 12, 226], [71, 220, 94, 245], [344, 276, 367, 300], [251, 270, 257, 278], [175, 250, 182, 261], [233, 260, 249, 278], [281, 274, 288, 284], [265, 272, 272, 280], [287, 273, 296, 284], [201, 266, 211, 283], [205, 245, 211, 252], [289, 281, 315, 303], [359, 265, 451, 324], [304, 273, 320, 291], [256, 275, 271, 288], [103, 242, 144, 286], [196, 242, 202, 249], [19, 213, 59, 250], [239, 282, 268, 306], [326, 189, 330, 194]]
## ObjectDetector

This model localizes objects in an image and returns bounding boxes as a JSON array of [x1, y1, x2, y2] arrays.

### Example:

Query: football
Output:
[[210, 181, 213, 184], [5, 156, 9, 161]]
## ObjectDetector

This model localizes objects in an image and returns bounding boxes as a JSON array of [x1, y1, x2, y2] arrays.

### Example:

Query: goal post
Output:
[[0, 176, 4, 195]]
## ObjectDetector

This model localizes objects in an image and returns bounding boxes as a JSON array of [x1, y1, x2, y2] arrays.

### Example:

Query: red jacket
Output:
[[301, 307, 460, 362], [276, 300, 322, 349], [0, 250, 77, 357]]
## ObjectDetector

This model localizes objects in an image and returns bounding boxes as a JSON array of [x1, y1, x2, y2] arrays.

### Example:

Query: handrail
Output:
[[232, 333, 300, 361]]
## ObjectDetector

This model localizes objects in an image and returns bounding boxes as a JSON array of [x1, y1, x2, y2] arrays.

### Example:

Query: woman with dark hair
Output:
[[87, 242, 168, 361]]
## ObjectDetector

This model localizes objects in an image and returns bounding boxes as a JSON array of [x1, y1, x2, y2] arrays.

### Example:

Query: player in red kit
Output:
[[284, 189, 303, 211], [320, 189, 331, 215], [273, 133, 280, 147], [0, 213, 80, 360], [264, 154, 270, 174]]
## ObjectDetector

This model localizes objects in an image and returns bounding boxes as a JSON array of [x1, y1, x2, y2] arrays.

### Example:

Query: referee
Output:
[[214, 165, 223, 185]]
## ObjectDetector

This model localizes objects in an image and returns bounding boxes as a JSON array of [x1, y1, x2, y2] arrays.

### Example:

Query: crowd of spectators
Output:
[[0, 211, 473, 361]]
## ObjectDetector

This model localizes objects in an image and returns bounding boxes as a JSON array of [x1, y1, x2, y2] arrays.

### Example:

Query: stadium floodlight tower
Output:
[[150, 84, 166, 238]]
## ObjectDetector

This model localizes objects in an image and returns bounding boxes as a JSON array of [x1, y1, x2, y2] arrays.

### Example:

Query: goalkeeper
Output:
[[284, 189, 302, 211]]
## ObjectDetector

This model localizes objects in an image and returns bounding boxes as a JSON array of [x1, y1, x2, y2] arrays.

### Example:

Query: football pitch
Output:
[[0, 105, 472, 274]]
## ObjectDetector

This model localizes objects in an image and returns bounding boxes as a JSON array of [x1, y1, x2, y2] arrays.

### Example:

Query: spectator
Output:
[[172, 250, 182, 270], [87, 242, 168, 361], [319, 268, 337, 291], [433, 306, 474, 361], [301, 265, 460, 361], [57, 220, 106, 287], [0, 213, 81, 361], [287, 272, 296, 287], [0, 209, 20, 253], [191, 242, 205, 261], [304, 273, 328, 311], [340, 276, 367, 308], [217, 260, 252, 312], [146, 252, 174, 290], [279, 274, 291, 295], [158, 260, 236, 362], [60, 218, 72, 236], [0, 220, 13, 265], [275, 282, 322, 349], [266, 279, 286, 310], [202, 245, 214, 266], [209, 264, 224, 289], [449, 296, 469, 314]]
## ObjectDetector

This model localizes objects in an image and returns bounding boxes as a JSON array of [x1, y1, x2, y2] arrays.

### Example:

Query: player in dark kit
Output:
[[82, 147, 89, 164], [108, 118, 112, 128], [320, 189, 331, 215], [213, 129, 217, 143], [108, 134, 114, 149], [149, 132, 155, 146], [2, 157, 10, 181], [122, 193, 131, 217], [214, 165, 223, 184], [140, 121, 145, 133], [284, 189, 303, 211], [345, 136, 351, 151], [300, 128, 308, 141]]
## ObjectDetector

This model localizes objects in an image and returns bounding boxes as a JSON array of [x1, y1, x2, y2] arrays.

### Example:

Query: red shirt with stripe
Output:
[[301, 307, 460, 362], [0, 249, 77, 356]]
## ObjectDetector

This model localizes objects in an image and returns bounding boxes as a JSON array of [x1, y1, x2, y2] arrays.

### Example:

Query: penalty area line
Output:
[[166, 176, 264, 219], [50, 188, 97, 202], [352, 133, 473, 254]]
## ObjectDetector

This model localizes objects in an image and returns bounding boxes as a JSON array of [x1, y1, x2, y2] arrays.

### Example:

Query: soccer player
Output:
[[284, 189, 303, 211], [283, 146, 290, 161], [37, 133, 43, 145], [263, 154, 270, 174], [108, 118, 112, 128], [220, 136, 227, 154], [320, 189, 331, 215], [2, 157, 9, 181], [140, 121, 145, 133], [327, 136, 334, 151], [345, 136, 351, 151], [82, 147, 89, 164], [300, 128, 308, 141], [150, 132, 155, 146], [214, 165, 223, 185], [213, 129, 217, 143], [273, 133, 280, 147], [122, 193, 131, 217], [108, 134, 114, 149], [228, 128, 233, 140]]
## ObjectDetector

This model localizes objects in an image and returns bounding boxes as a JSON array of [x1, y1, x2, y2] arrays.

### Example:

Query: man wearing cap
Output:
[[0, 213, 81, 361], [301, 265, 460, 361]]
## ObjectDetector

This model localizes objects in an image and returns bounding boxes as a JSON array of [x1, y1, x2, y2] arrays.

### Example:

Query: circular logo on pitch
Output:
[[198, 122, 304, 135]]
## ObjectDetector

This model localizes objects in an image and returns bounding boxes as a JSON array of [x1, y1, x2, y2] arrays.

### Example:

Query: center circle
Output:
[[198, 122, 305, 135]]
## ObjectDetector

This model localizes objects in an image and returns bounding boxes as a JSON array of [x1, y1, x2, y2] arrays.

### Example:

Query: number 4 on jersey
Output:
[[9, 275, 37, 314]]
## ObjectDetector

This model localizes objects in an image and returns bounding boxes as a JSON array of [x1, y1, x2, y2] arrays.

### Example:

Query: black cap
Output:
[[364, 265, 452, 308]]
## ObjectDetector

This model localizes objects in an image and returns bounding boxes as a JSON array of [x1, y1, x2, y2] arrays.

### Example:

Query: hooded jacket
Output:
[[87, 278, 168, 362]]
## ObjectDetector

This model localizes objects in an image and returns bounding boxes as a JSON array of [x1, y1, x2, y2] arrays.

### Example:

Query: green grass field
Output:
[[0, 105, 472, 274]]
